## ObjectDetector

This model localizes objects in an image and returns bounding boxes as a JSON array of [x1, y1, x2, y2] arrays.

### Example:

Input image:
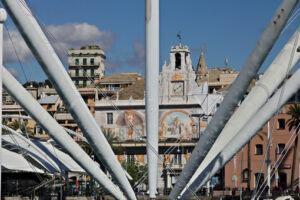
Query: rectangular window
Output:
[[91, 69, 94, 77], [277, 119, 285, 130], [83, 58, 87, 65], [75, 80, 79, 87], [83, 80, 87, 87], [255, 144, 263, 155], [75, 58, 79, 65], [107, 113, 113, 124], [90, 58, 94, 65], [83, 69, 87, 76], [35, 126, 43, 134], [75, 69, 79, 76], [277, 144, 285, 154]]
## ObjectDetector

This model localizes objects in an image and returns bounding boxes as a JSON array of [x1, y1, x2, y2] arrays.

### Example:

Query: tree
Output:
[[287, 102, 300, 189], [8, 119, 34, 135], [121, 160, 148, 187], [101, 128, 122, 154]]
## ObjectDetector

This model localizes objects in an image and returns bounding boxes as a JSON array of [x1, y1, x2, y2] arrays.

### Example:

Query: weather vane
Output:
[[177, 32, 182, 45]]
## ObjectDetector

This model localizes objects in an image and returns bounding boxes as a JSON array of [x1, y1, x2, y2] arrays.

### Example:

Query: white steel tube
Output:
[[169, 1, 298, 198], [2, 67, 126, 200], [267, 122, 271, 196], [182, 25, 300, 197], [0, 8, 6, 198], [180, 67, 300, 199], [145, 0, 159, 199], [1, 1, 135, 199]]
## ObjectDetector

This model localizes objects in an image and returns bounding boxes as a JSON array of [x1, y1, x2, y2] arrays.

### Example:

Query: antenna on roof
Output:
[[224, 58, 229, 68], [177, 31, 182, 46]]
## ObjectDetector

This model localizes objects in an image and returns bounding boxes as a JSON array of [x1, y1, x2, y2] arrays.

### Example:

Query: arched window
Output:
[[242, 169, 249, 182], [175, 53, 181, 70]]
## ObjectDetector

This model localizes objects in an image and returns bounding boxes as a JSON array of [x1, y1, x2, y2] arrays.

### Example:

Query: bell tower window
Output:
[[175, 53, 181, 70]]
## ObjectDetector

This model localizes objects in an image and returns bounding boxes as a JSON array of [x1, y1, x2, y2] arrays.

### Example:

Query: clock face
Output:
[[171, 81, 184, 95]]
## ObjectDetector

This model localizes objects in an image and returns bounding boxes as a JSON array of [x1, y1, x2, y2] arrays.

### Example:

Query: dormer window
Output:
[[175, 53, 181, 70]]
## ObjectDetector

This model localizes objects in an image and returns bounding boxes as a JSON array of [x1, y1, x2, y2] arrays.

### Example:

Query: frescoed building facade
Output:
[[94, 43, 223, 193]]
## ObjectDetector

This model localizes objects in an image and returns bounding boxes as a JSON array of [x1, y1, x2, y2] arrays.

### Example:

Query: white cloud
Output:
[[3, 23, 115, 63], [3, 29, 32, 63], [125, 39, 145, 68]]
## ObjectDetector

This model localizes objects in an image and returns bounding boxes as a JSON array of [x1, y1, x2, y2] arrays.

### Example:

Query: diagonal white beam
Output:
[[1, 1, 135, 199], [2, 67, 126, 199], [169, 1, 299, 198], [180, 63, 300, 200], [181, 25, 300, 197]]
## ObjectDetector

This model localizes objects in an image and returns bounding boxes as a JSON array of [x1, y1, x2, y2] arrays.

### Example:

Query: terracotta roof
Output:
[[99, 73, 141, 84], [111, 79, 145, 100]]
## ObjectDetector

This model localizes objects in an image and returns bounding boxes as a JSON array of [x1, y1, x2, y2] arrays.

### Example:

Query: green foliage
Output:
[[77, 141, 93, 155], [101, 128, 122, 153], [7, 120, 34, 135], [287, 102, 300, 189], [122, 160, 148, 186], [287, 102, 300, 133]]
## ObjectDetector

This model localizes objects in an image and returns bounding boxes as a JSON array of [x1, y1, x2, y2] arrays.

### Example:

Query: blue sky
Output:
[[2, 0, 300, 83]]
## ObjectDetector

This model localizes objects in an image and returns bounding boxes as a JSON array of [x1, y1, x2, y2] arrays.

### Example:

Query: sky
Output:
[[2, 0, 300, 83]]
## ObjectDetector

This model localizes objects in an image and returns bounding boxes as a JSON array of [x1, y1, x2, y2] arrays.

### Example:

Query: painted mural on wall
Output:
[[160, 110, 196, 139], [115, 110, 144, 141]]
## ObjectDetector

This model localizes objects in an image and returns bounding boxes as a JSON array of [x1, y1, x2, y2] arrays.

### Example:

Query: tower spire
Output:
[[196, 49, 207, 75]]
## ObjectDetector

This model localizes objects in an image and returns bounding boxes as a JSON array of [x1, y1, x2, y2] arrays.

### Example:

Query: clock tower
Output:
[[160, 43, 198, 104]]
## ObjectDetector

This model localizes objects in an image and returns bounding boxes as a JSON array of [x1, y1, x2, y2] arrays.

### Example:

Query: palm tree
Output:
[[287, 102, 300, 189], [102, 128, 122, 154]]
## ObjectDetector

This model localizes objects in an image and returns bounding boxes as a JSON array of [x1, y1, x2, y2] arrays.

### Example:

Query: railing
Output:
[[68, 61, 100, 67]]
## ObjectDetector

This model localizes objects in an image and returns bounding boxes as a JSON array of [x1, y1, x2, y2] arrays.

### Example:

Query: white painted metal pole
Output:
[[1, 1, 135, 199], [267, 121, 271, 196], [180, 24, 300, 198], [2, 67, 126, 200], [169, 1, 298, 198], [145, 0, 159, 199], [0, 7, 6, 198], [180, 67, 300, 199]]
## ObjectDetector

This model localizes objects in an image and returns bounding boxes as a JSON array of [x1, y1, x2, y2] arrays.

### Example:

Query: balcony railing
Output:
[[68, 62, 100, 67]]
